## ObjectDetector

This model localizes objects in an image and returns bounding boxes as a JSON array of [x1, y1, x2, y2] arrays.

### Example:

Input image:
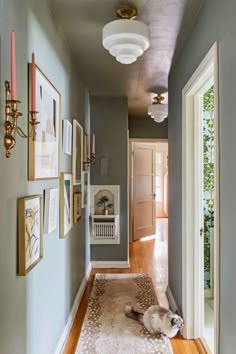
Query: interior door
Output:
[[132, 143, 156, 241]]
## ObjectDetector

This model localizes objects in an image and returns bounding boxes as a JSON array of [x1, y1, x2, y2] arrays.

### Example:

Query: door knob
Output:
[[200, 227, 203, 236]]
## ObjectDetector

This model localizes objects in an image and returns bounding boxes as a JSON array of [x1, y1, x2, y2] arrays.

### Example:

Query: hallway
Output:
[[64, 220, 202, 354]]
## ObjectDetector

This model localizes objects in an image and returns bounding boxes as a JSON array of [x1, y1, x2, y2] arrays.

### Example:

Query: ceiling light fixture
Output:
[[102, 7, 150, 65], [148, 94, 168, 123]]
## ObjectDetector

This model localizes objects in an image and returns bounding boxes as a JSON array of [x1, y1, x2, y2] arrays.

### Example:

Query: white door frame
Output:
[[182, 43, 219, 353]]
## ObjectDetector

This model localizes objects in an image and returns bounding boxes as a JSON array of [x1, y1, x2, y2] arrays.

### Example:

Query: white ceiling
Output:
[[49, 0, 205, 118]]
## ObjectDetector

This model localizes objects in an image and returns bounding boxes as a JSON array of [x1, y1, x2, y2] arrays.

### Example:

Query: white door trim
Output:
[[182, 42, 219, 353]]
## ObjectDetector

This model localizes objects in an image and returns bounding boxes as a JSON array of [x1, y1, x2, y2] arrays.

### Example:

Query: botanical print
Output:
[[72, 120, 83, 185], [203, 85, 215, 289], [74, 192, 82, 223], [44, 189, 59, 234], [29, 66, 60, 180], [60, 173, 73, 238], [82, 171, 89, 208], [24, 197, 41, 271]]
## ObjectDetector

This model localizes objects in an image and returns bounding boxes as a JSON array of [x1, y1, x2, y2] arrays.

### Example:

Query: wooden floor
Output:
[[63, 224, 205, 354]]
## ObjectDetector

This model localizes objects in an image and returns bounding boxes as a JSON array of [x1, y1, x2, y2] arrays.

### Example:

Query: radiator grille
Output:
[[93, 222, 116, 239]]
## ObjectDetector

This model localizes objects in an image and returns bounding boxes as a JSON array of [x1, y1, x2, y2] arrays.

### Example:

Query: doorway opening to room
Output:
[[182, 43, 219, 354], [129, 139, 168, 306]]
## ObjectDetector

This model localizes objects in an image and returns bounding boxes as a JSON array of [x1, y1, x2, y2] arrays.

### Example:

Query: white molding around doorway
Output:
[[182, 43, 219, 353]]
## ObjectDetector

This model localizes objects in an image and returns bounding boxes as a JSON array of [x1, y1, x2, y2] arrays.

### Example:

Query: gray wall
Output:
[[90, 97, 129, 262], [168, 0, 236, 352], [129, 117, 168, 139], [0, 1, 90, 353]]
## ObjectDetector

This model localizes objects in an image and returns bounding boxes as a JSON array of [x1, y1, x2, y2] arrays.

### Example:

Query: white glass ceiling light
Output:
[[148, 94, 168, 123], [102, 7, 150, 65]]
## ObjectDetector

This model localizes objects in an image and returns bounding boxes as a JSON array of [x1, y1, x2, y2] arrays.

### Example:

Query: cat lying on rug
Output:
[[125, 304, 184, 338]]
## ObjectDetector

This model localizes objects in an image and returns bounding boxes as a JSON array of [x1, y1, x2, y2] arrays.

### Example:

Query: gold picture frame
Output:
[[18, 195, 43, 275], [83, 132, 88, 169], [60, 173, 73, 238], [72, 120, 83, 185], [73, 192, 82, 223], [28, 64, 61, 180]]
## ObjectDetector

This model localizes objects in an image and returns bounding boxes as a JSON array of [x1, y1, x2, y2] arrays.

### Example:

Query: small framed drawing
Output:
[[81, 171, 89, 208], [73, 192, 82, 223], [28, 65, 61, 180], [44, 188, 59, 234], [18, 195, 43, 275], [63, 120, 72, 155], [72, 120, 83, 185], [60, 173, 73, 238]]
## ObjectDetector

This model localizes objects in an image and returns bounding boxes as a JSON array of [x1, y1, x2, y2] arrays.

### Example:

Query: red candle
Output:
[[11, 31, 17, 101], [31, 52, 36, 111], [92, 133, 95, 155]]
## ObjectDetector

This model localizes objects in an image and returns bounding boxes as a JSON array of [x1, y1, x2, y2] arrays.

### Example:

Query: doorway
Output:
[[182, 43, 219, 353], [129, 139, 169, 306], [129, 139, 168, 242]]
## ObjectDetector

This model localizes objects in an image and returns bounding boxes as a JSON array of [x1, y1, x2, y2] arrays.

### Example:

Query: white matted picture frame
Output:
[[81, 171, 89, 208], [44, 188, 59, 234], [28, 65, 61, 180], [63, 120, 72, 155], [72, 120, 83, 185], [60, 173, 73, 238], [18, 195, 43, 275], [73, 192, 82, 223]]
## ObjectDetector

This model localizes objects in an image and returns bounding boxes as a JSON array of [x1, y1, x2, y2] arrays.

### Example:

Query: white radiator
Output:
[[93, 222, 116, 239]]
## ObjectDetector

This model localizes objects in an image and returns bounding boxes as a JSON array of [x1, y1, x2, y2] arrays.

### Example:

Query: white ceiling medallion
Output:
[[148, 94, 168, 123], [102, 7, 150, 65]]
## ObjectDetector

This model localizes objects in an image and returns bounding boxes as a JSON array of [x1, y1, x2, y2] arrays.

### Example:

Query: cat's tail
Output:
[[125, 304, 144, 324]]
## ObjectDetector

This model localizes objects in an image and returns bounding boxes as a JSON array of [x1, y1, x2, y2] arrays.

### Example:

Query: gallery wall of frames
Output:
[[6, 44, 95, 275]]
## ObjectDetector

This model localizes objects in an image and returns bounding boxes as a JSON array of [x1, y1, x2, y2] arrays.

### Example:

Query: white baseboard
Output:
[[166, 286, 180, 315], [55, 262, 92, 354], [91, 260, 130, 268]]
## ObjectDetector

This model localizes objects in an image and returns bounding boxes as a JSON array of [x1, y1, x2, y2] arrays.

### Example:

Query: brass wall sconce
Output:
[[4, 81, 39, 158], [84, 153, 95, 166]]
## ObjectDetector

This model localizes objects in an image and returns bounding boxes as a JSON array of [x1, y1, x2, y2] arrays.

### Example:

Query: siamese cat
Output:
[[125, 304, 184, 338]]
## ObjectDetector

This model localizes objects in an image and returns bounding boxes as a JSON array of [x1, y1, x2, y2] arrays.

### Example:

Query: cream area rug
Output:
[[76, 273, 173, 354]]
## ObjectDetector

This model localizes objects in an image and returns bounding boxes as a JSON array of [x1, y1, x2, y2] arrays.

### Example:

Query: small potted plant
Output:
[[96, 195, 113, 215]]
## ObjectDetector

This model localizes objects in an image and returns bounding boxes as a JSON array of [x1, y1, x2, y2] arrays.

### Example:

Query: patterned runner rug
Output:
[[76, 273, 173, 354]]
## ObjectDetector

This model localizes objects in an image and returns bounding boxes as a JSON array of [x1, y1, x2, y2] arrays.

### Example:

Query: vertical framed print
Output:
[[83, 132, 88, 169], [60, 173, 73, 238], [73, 192, 82, 223], [44, 188, 59, 234], [28, 65, 61, 180], [18, 195, 43, 275], [72, 120, 83, 185], [81, 171, 89, 208]]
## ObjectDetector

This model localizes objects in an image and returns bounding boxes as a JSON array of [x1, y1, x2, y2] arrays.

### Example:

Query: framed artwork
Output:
[[28, 64, 61, 180], [18, 195, 43, 275], [44, 188, 59, 234], [72, 120, 83, 185], [81, 171, 89, 208], [63, 120, 72, 155], [73, 192, 82, 223], [60, 173, 73, 238], [83, 132, 88, 169]]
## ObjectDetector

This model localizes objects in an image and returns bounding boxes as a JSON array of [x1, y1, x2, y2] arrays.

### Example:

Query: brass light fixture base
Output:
[[153, 94, 165, 105], [116, 6, 138, 19]]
